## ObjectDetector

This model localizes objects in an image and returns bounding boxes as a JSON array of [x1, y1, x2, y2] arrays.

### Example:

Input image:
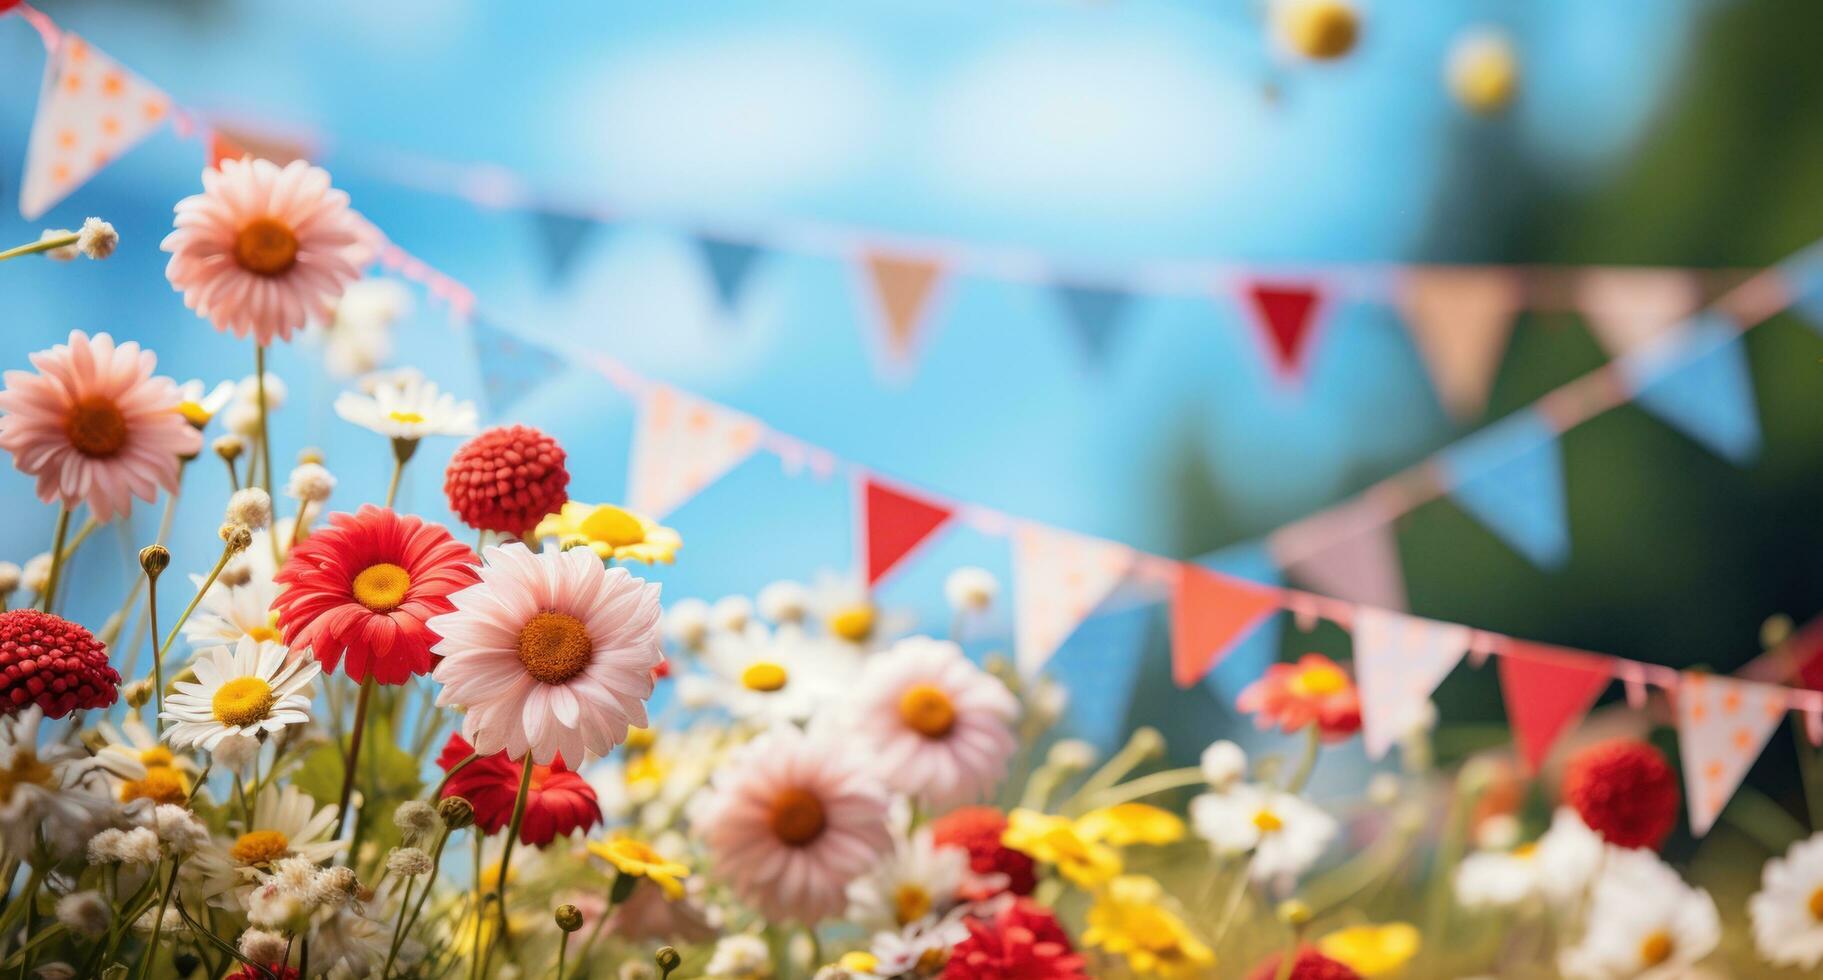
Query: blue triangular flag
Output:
[[696, 236, 765, 311], [1045, 602, 1150, 753], [1194, 541, 1283, 699], [1622, 315, 1761, 464], [469, 319, 567, 416], [1054, 283, 1130, 364], [531, 210, 599, 284], [1784, 242, 1823, 334], [1442, 411, 1570, 568]]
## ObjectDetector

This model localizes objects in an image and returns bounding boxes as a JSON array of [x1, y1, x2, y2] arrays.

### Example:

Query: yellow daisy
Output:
[[1074, 803, 1186, 847], [1318, 922, 1420, 977], [1003, 809, 1122, 888], [535, 502, 681, 564], [589, 836, 691, 899], [1083, 875, 1215, 977]]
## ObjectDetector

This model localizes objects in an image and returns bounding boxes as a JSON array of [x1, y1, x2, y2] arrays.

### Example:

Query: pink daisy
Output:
[[694, 724, 893, 923], [161, 157, 366, 345], [0, 331, 200, 521], [847, 636, 1019, 809], [429, 543, 662, 765]]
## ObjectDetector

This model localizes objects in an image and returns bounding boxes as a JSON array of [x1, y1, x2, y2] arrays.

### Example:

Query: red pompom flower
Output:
[[931, 806, 1037, 899], [273, 505, 479, 685], [0, 610, 119, 717], [1237, 653, 1363, 743], [1561, 738, 1680, 849], [443, 425, 569, 535], [436, 733, 601, 846], [945, 899, 1087, 980], [1247, 947, 1362, 980]]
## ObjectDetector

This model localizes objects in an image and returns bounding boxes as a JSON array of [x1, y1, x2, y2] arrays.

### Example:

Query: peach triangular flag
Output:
[[625, 385, 764, 520], [1676, 672, 1788, 836], [1012, 523, 1134, 679], [1399, 267, 1523, 420], [860, 250, 945, 365], [20, 33, 170, 219], [1354, 606, 1472, 758], [1575, 267, 1703, 358]]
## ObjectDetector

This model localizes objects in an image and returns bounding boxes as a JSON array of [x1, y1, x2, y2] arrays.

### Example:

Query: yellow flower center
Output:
[[233, 217, 299, 276], [516, 611, 593, 684], [212, 676, 276, 728], [387, 410, 426, 425], [893, 883, 933, 925], [246, 623, 281, 644], [176, 401, 212, 427], [351, 562, 411, 612], [622, 726, 656, 752], [625, 753, 666, 788], [1289, 664, 1347, 697], [120, 766, 188, 806], [138, 746, 176, 768], [915, 948, 950, 973], [838, 953, 880, 973], [898, 684, 957, 738], [740, 662, 789, 693], [230, 829, 291, 866], [578, 505, 647, 548], [1252, 809, 1284, 834], [1809, 886, 1823, 922], [828, 604, 876, 643], [1638, 930, 1673, 967], [0, 751, 54, 805], [1286, 2, 1358, 60], [1512, 842, 1539, 859], [65, 396, 128, 458], [770, 787, 826, 847]]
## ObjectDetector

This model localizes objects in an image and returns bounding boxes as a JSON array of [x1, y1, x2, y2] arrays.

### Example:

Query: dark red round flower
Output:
[[1562, 738, 1680, 849], [931, 806, 1037, 899], [0, 609, 119, 717], [273, 505, 479, 685], [944, 899, 1086, 980], [442, 425, 569, 534], [437, 732, 600, 846], [1247, 948, 1362, 980]]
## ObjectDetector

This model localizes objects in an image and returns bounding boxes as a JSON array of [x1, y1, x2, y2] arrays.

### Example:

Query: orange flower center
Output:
[[229, 829, 291, 866], [0, 751, 53, 805], [740, 662, 789, 692], [829, 604, 875, 643], [212, 676, 276, 728], [1809, 886, 1823, 922], [898, 684, 956, 738], [770, 787, 826, 847], [1252, 809, 1284, 834], [893, 884, 932, 925], [234, 217, 299, 276], [65, 396, 128, 457], [516, 611, 592, 684], [120, 766, 188, 806], [351, 562, 411, 612], [1638, 930, 1673, 967]]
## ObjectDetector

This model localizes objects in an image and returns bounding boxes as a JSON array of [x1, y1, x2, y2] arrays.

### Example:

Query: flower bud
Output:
[[554, 904, 583, 933], [1276, 899, 1313, 927], [124, 679, 153, 709], [437, 796, 475, 830], [1129, 726, 1165, 760], [138, 545, 170, 578], [213, 434, 244, 462], [77, 217, 118, 260], [219, 524, 254, 553], [297, 447, 325, 465], [655, 947, 682, 975]]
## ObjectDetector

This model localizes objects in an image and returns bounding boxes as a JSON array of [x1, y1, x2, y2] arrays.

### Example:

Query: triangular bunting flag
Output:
[[1272, 506, 1408, 612], [1441, 411, 1570, 568], [861, 478, 954, 586], [530, 210, 600, 285], [1053, 283, 1130, 366], [1785, 242, 1823, 335], [861, 250, 945, 365], [1198, 542, 1285, 699], [1353, 606, 1473, 758], [626, 385, 764, 520], [469, 319, 569, 417], [20, 33, 171, 220], [1242, 281, 1324, 379], [1497, 642, 1612, 773], [1398, 267, 1521, 420], [1621, 315, 1761, 464], [1575, 267, 1702, 358], [1170, 563, 1281, 688], [1012, 524, 1134, 678], [696, 236, 765, 312], [1676, 672, 1788, 836]]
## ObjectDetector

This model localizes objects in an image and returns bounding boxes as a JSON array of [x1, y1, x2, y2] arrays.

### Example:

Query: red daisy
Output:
[[931, 806, 1037, 899], [1236, 653, 1363, 743], [442, 425, 569, 535], [272, 505, 479, 685], [944, 899, 1087, 980], [1247, 947, 1362, 980], [0, 609, 120, 718], [436, 733, 601, 846], [1561, 738, 1680, 849]]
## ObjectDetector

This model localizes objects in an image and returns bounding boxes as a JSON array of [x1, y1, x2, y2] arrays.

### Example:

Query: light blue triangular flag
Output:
[[1622, 315, 1761, 464], [1784, 241, 1823, 334], [696, 236, 765, 311], [1053, 283, 1130, 365], [1442, 410, 1570, 568], [1045, 603, 1150, 753], [470, 318, 568, 417], [1197, 541, 1283, 699], [531, 210, 600, 285]]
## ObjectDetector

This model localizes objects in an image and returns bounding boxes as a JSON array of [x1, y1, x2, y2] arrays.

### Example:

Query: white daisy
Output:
[[869, 914, 970, 977], [845, 637, 1019, 808], [174, 379, 235, 429], [193, 784, 341, 907], [93, 717, 198, 809], [162, 638, 319, 752], [1189, 783, 1336, 881], [182, 564, 283, 652], [307, 901, 393, 977], [1750, 831, 1823, 968], [1455, 807, 1605, 910], [847, 824, 971, 931], [808, 574, 912, 651], [704, 934, 771, 978], [319, 277, 410, 378], [0, 707, 111, 859], [697, 625, 860, 725], [1558, 847, 1720, 980], [333, 374, 477, 441]]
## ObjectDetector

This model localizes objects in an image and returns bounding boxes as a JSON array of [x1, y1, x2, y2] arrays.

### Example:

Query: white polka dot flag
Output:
[[625, 384, 764, 521], [1353, 606, 1472, 759], [1675, 672, 1789, 836], [1012, 523, 1134, 679], [19, 32, 170, 220]]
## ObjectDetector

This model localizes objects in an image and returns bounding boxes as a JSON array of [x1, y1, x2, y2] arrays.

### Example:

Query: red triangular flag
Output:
[[1170, 564, 1282, 688], [861, 251, 945, 365], [1498, 641, 1613, 773], [862, 477, 954, 585], [1243, 281, 1324, 378]]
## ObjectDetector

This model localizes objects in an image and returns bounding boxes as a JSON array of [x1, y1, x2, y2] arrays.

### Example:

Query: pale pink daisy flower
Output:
[[694, 724, 892, 923], [847, 636, 1019, 809], [429, 543, 662, 765], [0, 331, 200, 521], [161, 157, 366, 345]]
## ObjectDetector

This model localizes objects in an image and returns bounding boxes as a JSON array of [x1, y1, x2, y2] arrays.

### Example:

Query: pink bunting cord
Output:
[[10, 3, 59, 50]]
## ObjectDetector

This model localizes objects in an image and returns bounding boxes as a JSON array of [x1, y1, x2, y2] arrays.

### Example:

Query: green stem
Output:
[[254, 345, 280, 566], [0, 233, 76, 262], [384, 825, 453, 977], [431, 752, 481, 801], [1282, 727, 1322, 795], [157, 541, 237, 665], [385, 437, 419, 511], [554, 931, 570, 980], [39, 506, 72, 612], [135, 858, 183, 980], [1062, 729, 1160, 815], [146, 570, 163, 734], [483, 757, 537, 976], [223, 454, 241, 493], [1077, 767, 1206, 810], [332, 675, 379, 846]]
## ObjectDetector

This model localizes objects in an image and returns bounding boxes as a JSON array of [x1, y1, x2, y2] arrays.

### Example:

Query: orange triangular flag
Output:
[[861, 251, 945, 364], [1399, 267, 1522, 420], [1575, 267, 1703, 358], [1498, 641, 1613, 773], [20, 33, 171, 219], [1676, 672, 1788, 836], [1170, 564, 1281, 687]]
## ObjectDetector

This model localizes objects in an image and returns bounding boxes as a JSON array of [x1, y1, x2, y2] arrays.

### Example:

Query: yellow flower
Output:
[[1082, 875, 1215, 977], [535, 502, 681, 564], [1318, 922, 1420, 977], [1003, 809, 1122, 888], [589, 836, 691, 899], [836, 951, 880, 973], [1277, 0, 1359, 61], [1075, 803, 1186, 847]]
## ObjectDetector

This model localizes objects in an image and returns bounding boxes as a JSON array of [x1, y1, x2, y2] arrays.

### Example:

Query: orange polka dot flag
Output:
[[1011, 522, 1134, 678], [626, 383, 763, 521], [1675, 671, 1789, 836], [19, 32, 169, 219]]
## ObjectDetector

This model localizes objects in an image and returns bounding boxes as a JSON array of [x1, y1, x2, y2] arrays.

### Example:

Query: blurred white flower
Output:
[[943, 566, 998, 613], [1558, 847, 1719, 980], [1750, 831, 1823, 969], [334, 374, 477, 441], [1199, 740, 1247, 788], [1190, 783, 1335, 881]]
